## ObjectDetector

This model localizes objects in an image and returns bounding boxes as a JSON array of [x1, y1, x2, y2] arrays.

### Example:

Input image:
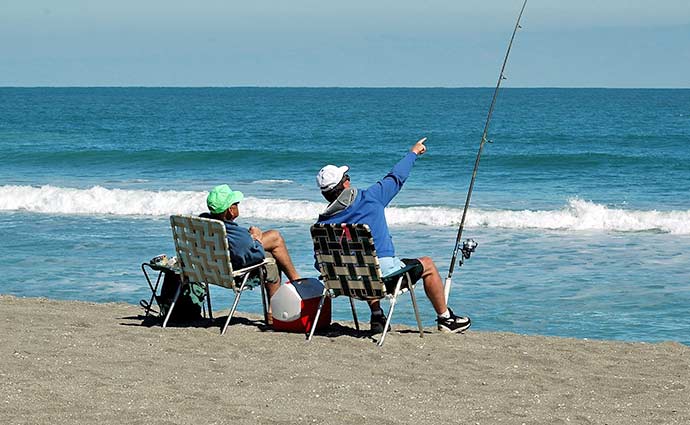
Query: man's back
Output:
[[199, 212, 265, 269], [316, 151, 418, 258]]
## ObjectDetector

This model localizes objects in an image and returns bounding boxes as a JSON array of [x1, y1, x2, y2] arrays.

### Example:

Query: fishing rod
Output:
[[444, 0, 527, 303]]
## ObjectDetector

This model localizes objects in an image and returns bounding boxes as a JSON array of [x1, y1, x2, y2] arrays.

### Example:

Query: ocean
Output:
[[1, 87, 689, 345]]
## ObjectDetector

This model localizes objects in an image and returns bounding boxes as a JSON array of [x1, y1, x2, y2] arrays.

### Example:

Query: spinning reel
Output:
[[459, 238, 478, 266]]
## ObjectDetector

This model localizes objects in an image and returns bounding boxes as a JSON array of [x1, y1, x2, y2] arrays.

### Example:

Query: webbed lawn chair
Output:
[[167, 215, 275, 334], [308, 223, 424, 347]]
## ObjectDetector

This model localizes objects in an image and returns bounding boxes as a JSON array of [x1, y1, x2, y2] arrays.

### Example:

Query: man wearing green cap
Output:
[[203, 184, 301, 297]]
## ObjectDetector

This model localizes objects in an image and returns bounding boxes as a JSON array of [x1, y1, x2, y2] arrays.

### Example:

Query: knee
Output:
[[265, 229, 285, 245], [273, 231, 286, 246], [419, 256, 436, 271]]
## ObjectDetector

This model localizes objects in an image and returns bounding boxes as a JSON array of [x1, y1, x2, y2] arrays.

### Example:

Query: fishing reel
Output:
[[460, 239, 478, 261]]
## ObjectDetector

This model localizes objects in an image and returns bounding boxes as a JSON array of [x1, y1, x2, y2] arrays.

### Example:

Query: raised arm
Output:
[[366, 137, 427, 206]]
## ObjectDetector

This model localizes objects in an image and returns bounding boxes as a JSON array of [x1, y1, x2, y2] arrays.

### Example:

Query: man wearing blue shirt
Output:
[[203, 184, 300, 298], [315, 137, 471, 334]]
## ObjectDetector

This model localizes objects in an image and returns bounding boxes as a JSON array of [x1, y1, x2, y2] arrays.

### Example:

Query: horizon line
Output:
[[1, 85, 689, 90]]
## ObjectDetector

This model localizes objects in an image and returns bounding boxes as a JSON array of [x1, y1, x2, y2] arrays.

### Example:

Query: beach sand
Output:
[[1, 295, 688, 425]]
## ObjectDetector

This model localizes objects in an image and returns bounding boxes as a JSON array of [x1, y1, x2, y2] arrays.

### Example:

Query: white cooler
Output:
[[271, 278, 331, 333]]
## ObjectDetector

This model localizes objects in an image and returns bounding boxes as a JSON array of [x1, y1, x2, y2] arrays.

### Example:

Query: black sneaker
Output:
[[437, 308, 471, 333], [370, 311, 391, 334]]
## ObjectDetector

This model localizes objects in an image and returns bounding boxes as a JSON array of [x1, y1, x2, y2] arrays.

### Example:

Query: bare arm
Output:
[[249, 226, 263, 243]]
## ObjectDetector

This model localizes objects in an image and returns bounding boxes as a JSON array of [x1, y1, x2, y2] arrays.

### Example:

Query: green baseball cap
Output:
[[206, 184, 244, 214]]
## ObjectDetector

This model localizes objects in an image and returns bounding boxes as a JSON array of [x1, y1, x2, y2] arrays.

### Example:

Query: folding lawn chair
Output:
[[167, 215, 275, 334], [308, 223, 424, 347]]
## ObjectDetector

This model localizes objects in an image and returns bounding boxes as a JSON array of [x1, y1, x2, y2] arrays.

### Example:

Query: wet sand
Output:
[[1, 295, 688, 424]]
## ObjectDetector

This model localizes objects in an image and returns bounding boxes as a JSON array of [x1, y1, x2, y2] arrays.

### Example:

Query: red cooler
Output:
[[271, 278, 331, 333]]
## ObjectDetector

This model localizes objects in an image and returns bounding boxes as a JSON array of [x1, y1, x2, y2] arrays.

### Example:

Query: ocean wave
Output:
[[251, 179, 294, 184], [1, 185, 689, 234]]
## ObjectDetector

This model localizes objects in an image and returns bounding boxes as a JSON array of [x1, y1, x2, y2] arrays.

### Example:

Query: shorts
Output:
[[262, 252, 280, 283], [379, 256, 423, 283], [238, 252, 280, 284]]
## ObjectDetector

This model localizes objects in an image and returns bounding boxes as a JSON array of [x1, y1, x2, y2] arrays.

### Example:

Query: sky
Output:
[[2, 0, 689, 88]]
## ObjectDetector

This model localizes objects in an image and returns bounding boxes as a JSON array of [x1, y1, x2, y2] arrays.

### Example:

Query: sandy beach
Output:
[[1, 295, 688, 424]]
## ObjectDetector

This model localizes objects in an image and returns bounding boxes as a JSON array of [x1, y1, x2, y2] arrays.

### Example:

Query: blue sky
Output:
[[2, 0, 689, 87]]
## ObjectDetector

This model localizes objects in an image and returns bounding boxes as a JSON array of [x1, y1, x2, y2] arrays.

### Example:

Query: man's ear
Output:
[[343, 180, 351, 188]]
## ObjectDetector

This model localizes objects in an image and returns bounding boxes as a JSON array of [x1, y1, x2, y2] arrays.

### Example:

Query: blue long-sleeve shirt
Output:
[[316, 151, 418, 258], [199, 213, 266, 269]]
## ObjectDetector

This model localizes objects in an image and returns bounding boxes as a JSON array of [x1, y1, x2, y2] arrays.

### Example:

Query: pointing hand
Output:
[[411, 137, 428, 155]]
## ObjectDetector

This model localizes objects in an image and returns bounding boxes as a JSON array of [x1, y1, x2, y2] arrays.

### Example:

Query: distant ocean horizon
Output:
[[3, 86, 689, 89], [1, 87, 688, 345]]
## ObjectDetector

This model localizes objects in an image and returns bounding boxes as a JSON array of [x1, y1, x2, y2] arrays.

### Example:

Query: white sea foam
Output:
[[0, 184, 320, 219], [2, 185, 690, 234], [251, 179, 294, 184]]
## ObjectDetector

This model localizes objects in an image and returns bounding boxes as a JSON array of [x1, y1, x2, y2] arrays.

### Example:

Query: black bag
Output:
[[157, 271, 205, 322]]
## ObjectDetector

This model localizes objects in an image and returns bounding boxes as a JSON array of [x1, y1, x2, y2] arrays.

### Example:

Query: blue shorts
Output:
[[379, 256, 406, 277], [379, 256, 423, 282]]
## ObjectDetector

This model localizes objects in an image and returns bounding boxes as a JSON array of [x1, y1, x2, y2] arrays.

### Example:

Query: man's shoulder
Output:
[[359, 185, 388, 204], [224, 220, 242, 230]]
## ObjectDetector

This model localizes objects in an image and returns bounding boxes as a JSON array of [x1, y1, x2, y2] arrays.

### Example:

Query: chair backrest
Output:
[[170, 215, 235, 289], [311, 223, 385, 300]]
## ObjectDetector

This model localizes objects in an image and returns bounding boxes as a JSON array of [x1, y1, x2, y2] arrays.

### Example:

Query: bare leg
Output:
[[264, 279, 280, 325], [418, 256, 449, 315], [259, 230, 301, 282], [367, 300, 381, 312], [368, 257, 448, 315], [265, 280, 280, 298]]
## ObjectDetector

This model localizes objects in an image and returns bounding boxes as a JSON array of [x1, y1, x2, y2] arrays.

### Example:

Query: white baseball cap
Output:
[[316, 165, 350, 192]]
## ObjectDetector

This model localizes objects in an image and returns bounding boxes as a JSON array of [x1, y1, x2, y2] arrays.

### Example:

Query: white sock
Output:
[[438, 310, 450, 319]]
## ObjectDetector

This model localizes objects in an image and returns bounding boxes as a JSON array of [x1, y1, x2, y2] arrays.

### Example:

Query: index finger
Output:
[[417, 137, 427, 144]]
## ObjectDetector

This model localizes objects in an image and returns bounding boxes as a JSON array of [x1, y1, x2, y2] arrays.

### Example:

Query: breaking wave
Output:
[[1, 185, 690, 234], [250, 179, 294, 184]]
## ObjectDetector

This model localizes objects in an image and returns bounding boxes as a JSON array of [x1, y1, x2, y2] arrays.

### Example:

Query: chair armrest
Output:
[[381, 262, 423, 285], [232, 257, 276, 277], [381, 262, 423, 296], [383, 263, 422, 279]]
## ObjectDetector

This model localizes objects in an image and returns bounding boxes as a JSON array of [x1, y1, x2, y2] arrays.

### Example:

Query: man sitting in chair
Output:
[[315, 137, 471, 334], [201, 184, 301, 297]]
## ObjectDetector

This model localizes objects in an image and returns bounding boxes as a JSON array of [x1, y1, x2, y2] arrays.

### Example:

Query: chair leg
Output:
[[162, 281, 184, 328], [307, 289, 328, 342], [260, 283, 270, 326], [146, 271, 163, 317], [377, 276, 405, 347], [260, 269, 270, 326], [205, 283, 213, 320], [378, 297, 397, 347], [349, 297, 360, 332], [221, 281, 248, 335], [407, 273, 424, 338]]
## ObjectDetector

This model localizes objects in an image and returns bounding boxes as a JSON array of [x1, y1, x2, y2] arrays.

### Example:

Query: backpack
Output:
[[157, 271, 206, 322]]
